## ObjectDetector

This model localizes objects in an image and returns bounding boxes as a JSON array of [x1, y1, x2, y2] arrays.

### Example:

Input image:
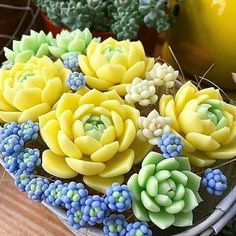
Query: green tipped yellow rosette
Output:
[[79, 37, 155, 96], [0, 56, 70, 122], [128, 151, 202, 229], [159, 81, 236, 167], [39, 89, 152, 192]]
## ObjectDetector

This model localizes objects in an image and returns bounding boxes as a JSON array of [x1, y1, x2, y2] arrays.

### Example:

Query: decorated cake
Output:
[[0, 28, 235, 235]]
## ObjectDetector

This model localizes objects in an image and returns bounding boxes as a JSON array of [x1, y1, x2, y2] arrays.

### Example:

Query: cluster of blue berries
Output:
[[202, 168, 227, 196], [158, 133, 183, 158], [66, 71, 85, 91], [0, 121, 40, 177], [63, 54, 79, 71]]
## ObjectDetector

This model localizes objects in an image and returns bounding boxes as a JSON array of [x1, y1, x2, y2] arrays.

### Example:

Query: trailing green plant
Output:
[[33, 0, 179, 40]]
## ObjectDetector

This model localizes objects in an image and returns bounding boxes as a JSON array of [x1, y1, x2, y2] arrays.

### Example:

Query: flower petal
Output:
[[207, 142, 236, 159], [75, 135, 102, 155], [59, 110, 74, 139], [83, 175, 124, 193], [186, 133, 220, 151], [99, 148, 134, 178], [58, 131, 82, 159], [85, 75, 113, 91], [73, 104, 95, 120], [118, 119, 136, 152], [91, 141, 119, 162], [128, 41, 145, 67], [72, 120, 85, 138], [101, 100, 125, 119], [42, 150, 78, 178], [19, 103, 50, 122], [41, 77, 63, 106], [79, 54, 96, 76], [65, 158, 105, 175], [108, 84, 127, 96], [111, 111, 123, 137], [123, 104, 140, 129], [195, 87, 222, 100], [222, 121, 236, 145], [39, 110, 56, 128], [0, 111, 21, 123], [159, 94, 173, 116], [41, 119, 64, 156], [89, 53, 108, 71], [100, 126, 116, 145], [122, 61, 145, 84], [211, 127, 230, 144]]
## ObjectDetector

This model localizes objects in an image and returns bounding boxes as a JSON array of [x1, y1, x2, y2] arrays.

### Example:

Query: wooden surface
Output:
[[0, 165, 73, 236]]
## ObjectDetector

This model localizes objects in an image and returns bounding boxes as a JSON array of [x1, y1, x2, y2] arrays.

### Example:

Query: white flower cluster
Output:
[[137, 110, 172, 145], [146, 62, 179, 88], [125, 77, 158, 106]]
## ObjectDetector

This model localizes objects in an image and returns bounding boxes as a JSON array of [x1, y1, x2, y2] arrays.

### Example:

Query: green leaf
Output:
[[146, 176, 158, 197], [155, 194, 172, 207], [174, 211, 193, 227], [48, 46, 65, 58], [149, 210, 175, 229], [182, 170, 201, 192], [132, 200, 150, 222], [155, 170, 171, 182], [36, 43, 49, 57], [138, 164, 155, 188], [141, 191, 160, 213], [4, 47, 16, 62], [182, 188, 199, 213], [12, 40, 20, 52], [175, 157, 191, 171], [68, 39, 86, 53], [156, 158, 179, 172], [171, 170, 188, 185], [127, 174, 142, 201], [142, 151, 164, 167], [165, 200, 185, 214], [15, 50, 34, 63], [173, 184, 185, 201]]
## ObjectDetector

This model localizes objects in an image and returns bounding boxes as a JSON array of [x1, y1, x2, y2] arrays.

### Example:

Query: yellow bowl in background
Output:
[[162, 0, 236, 90]]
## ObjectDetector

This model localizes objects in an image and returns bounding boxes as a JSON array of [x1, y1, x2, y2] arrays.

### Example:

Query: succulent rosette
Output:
[[4, 30, 54, 63], [39, 89, 152, 192], [159, 81, 236, 167], [48, 28, 93, 59], [0, 56, 70, 122], [128, 151, 202, 229], [79, 37, 154, 96]]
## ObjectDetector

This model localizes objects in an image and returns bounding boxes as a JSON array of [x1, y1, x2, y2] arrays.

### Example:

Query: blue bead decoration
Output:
[[15, 171, 35, 192], [17, 148, 41, 175], [0, 134, 24, 156], [18, 121, 39, 142], [3, 153, 19, 174], [105, 183, 133, 213], [25, 177, 49, 202], [0, 122, 20, 142], [158, 133, 183, 158], [66, 72, 85, 91], [61, 182, 88, 209], [63, 54, 79, 71], [67, 206, 87, 230], [202, 168, 227, 196], [103, 214, 127, 236], [126, 222, 152, 236], [82, 195, 109, 225], [45, 180, 68, 207]]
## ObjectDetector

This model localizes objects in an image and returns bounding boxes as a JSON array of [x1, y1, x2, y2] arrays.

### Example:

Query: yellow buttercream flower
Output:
[[79, 37, 154, 96], [0, 56, 70, 122], [159, 81, 236, 167], [39, 89, 152, 192]]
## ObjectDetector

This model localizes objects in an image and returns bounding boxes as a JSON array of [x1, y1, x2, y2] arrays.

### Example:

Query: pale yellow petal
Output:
[[73, 104, 95, 120], [19, 103, 50, 122], [72, 120, 85, 139], [13, 88, 42, 111], [41, 77, 63, 106], [207, 142, 236, 159], [211, 127, 230, 144], [58, 131, 82, 159], [128, 41, 145, 67], [195, 87, 222, 100], [86, 75, 113, 91], [101, 100, 125, 119], [75, 135, 102, 155], [186, 133, 220, 151], [59, 110, 73, 139], [111, 111, 123, 137], [79, 89, 105, 106], [202, 120, 216, 135], [90, 53, 108, 71], [97, 64, 126, 84], [100, 149, 134, 178], [222, 121, 236, 145], [225, 104, 236, 120], [178, 110, 203, 134], [108, 84, 127, 96], [87, 41, 98, 58], [122, 61, 145, 84], [39, 110, 56, 129], [0, 94, 16, 111], [110, 53, 128, 68], [185, 151, 216, 167], [65, 158, 105, 175], [0, 111, 21, 123], [122, 104, 140, 129], [42, 150, 78, 179], [56, 93, 80, 118], [159, 94, 173, 116], [92, 107, 111, 118], [79, 55, 96, 76], [40, 119, 64, 156], [118, 119, 136, 152], [104, 90, 125, 104], [144, 57, 155, 73], [83, 175, 124, 193], [91, 141, 119, 162], [100, 126, 116, 145]]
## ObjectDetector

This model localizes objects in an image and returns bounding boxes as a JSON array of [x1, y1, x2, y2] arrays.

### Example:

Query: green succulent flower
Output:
[[48, 28, 94, 60], [4, 30, 54, 63], [127, 151, 202, 229]]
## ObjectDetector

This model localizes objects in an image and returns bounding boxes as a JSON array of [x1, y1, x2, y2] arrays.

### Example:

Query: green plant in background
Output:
[[4, 30, 54, 63], [48, 28, 94, 59], [33, 0, 178, 40]]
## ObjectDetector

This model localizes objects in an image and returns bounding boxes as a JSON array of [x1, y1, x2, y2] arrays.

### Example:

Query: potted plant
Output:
[[33, 0, 179, 55]]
